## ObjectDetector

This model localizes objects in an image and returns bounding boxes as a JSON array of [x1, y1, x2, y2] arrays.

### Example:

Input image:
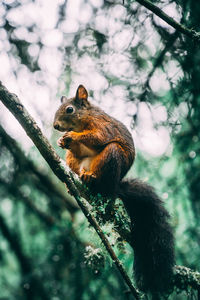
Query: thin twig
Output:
[[139, 31, 179, 102], [0, 82, 140, 300], [133, 0, 200, 42]]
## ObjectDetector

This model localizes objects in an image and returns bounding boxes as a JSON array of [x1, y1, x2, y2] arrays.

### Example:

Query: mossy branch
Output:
[[173, 266, 200, 294], [0, 82, 140, 300]]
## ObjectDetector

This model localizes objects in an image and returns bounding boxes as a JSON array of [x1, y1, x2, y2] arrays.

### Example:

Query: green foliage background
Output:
[[0, 0, 200, 299]]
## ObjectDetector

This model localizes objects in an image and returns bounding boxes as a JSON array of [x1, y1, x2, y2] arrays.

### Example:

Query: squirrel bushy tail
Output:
[[118, 178, 175, 294]]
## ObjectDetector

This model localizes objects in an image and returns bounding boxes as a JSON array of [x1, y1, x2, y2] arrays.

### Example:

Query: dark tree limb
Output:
[[0, 82, 140, 300], [133, 0, 200, 42], [0, 178, 56, 226]]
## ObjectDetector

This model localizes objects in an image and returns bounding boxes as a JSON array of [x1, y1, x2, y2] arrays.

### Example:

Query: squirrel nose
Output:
[[54, 123, 60, 130]]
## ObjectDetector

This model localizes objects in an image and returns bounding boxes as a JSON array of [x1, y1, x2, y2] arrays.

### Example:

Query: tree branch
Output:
[[173, 265, 200, 292], [131, 0, 200, 42], [0, 82, 140, 300], [139, 31, 179, 102], [0, 178, 56, 226]]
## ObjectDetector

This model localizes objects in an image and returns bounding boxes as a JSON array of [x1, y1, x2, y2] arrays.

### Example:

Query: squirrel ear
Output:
[[75, 85, 88, 101], [61, 96, 67, 103]]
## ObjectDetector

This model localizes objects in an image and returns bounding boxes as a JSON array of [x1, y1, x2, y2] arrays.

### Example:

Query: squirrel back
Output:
[[54, 85, 175, 295]]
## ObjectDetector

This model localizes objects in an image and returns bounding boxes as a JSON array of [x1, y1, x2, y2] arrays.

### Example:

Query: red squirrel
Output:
[[53, 85, 175, 295]]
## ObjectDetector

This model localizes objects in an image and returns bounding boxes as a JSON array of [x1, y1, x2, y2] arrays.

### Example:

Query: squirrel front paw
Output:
[[57, 135, 72, 149]]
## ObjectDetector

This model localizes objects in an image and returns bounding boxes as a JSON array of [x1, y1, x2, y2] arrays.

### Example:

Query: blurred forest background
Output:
[[0, 0, 200, 299]]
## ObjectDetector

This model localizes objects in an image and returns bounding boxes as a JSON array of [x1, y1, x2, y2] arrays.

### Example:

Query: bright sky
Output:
[[0, 0, 183, 157]]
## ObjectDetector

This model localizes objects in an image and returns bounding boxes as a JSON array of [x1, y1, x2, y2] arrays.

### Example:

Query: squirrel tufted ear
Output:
[[75, 85, 88, 101], [61, 96, 67, 103]]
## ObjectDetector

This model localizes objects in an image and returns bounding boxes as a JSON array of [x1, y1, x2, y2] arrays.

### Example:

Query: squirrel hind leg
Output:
[[87, 143, 129, 196], [66, 151, 81, 175]]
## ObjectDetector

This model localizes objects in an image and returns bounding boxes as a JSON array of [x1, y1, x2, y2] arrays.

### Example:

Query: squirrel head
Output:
[[53, 85, 91, 132]]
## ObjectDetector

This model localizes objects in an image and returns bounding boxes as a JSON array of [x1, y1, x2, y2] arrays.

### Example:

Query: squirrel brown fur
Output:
[[53, 85, 175, 295]]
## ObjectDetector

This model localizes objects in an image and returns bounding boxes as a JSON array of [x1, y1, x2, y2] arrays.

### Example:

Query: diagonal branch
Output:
[[132, 0, 200, 42], [0, 82, 140, 300], [0, 178, 56, 226]]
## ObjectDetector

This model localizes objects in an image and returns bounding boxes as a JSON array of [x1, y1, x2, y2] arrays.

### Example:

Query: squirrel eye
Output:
[[66, 106, 74, 114]]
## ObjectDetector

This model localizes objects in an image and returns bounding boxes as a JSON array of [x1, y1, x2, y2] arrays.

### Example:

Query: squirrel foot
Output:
[[80, 170, 97, 184]]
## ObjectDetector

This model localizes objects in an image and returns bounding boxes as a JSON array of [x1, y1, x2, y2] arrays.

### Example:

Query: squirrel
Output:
[[53, 85, 175, 295]]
